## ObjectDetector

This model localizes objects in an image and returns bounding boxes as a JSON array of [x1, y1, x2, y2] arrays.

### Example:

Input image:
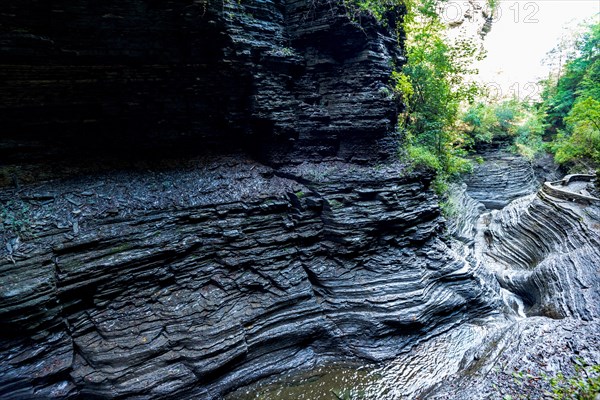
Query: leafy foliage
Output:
[[512, 109, 546, 160], [351, 0, 599, 192], [543, 22, 600, 168], [460, 102, 496, 144], [547, 362, 600, 399], [0, 200, 31, 239], [347, 0, 484, 192], [392, 0, 483, 194], [349, 0, 402, 22], [560, 97, 600, 163], [459, 99, 546, 160]]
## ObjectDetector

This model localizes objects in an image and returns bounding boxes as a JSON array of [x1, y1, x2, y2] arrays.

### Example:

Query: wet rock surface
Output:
[[428, 318, 600, 400], [480, 192, 600, 320], [427, 155, 600, 399], [230, 153, 600, 399], [2, 144, 598, 399], [0, 3, 418, 395], [464, 151, 539, 209], [1, 0, 599, 398]]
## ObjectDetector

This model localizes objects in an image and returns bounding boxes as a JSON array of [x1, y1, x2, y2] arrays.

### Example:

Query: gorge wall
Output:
[[0, 1, 501, 399], [0, 159, 501, 399], [0, 0, 401, 169], [3, 1, 598, 399]]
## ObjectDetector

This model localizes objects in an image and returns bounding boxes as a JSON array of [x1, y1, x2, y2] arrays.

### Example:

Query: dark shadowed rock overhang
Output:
[[0, 0, 404, 168], [2, 1, 488, 399]]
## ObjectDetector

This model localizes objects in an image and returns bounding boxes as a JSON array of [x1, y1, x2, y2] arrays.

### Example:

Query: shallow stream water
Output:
[[226, 364, 376, 400], [227, 317, 513, 399]]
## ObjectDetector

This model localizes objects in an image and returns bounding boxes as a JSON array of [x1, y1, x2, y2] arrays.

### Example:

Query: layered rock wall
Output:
[[0, 160, 499, 399], [463, 152, 539, 209], [480, 191, 600, 320], [0, 0, 401, 166], [0, 1, 504, 398], [6, 1, 593, 400]]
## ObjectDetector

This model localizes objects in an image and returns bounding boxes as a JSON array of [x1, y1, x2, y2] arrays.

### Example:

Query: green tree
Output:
[[396, 0, 482, 183], [543, 21, 600, 167], [461, 102, 496, 145], [553, 97, 600, 164], [459, 99, 546, 159]]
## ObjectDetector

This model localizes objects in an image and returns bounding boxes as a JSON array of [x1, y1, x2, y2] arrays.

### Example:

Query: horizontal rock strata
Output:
[[0, 0, 402, 171], [3, 0, 598, 398], [461, 156, 600, 321], [464, 152, 538, 209], [0, 0, 437, 398], [0, 159, 499, 399]]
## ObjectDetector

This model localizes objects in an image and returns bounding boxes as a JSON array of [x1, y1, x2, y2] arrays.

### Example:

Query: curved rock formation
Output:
[[446, 183, 485, 246], [423, 160, 600, 399], [284, 157, 600, 400], [227, 153, 599, 399], [480, 188, 600, 319], [0, 1, 443, 398], [463, 152, 539, 209]]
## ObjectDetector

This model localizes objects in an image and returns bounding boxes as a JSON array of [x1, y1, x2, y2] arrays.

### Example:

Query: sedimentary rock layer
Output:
[[0, 160, 498, 399], [0, 1, 435, 398], [0, 0, 402, 168], [464, 152, 539, 209]]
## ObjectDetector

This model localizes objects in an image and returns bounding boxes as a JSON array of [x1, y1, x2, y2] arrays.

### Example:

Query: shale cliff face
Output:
[[0, 1, 499, 399], [0, 159, 500, 399], [3, 1, 598, 400], [463, 152, 539, 209], [223, 157, 600, 399], [0, 0, 401, 168]]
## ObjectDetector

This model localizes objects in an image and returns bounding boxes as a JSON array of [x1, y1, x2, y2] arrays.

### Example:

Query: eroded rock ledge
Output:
[[0, 159, 499, 399], [219, 156, 600, 399]]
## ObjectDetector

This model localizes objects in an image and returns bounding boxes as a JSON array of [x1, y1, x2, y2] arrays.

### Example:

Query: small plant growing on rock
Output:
[[328, 199, 344, 209], [378, 86, 394, 100], [546, 362, 600, 399], [0, 200, 31, 239], [268, 46, 295, 57]]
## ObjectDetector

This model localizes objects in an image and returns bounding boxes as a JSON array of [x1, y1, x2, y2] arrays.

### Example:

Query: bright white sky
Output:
[[476, 0, 600, 101]]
